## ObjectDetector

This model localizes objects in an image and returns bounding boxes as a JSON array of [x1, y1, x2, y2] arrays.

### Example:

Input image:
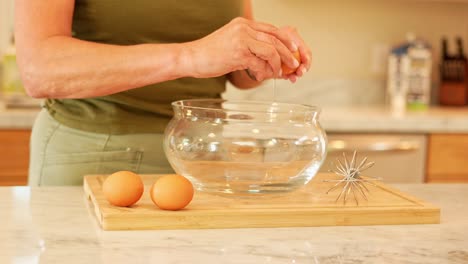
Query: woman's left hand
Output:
[[279, 26, 312, 83]]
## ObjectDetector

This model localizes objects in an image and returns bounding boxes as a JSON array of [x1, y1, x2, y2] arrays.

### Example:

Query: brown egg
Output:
[[102, 171, 144, 207], [282, 50, 301, 75], [150, 175, 194, 211]]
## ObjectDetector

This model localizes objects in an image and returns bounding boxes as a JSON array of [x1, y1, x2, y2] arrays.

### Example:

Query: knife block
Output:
[[439, 80, 467, 106], [439, 38, 468, 106]]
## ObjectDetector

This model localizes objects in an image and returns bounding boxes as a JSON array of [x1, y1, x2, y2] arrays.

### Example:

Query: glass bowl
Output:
[[163, 99, 327, 197]]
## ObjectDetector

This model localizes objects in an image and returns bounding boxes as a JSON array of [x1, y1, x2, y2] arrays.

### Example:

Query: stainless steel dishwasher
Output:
[[319, 134, 427, 183]]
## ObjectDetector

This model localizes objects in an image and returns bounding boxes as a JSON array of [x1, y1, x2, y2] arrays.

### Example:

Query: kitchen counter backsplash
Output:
[[224, 78, 387, 107], [3, 104, 468, 133]]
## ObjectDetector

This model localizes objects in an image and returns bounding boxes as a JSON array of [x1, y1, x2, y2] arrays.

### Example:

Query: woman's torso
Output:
[[45, 0, 244, 134]]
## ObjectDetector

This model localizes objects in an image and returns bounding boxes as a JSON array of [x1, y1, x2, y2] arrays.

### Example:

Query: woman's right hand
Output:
[[186, 17, 300, 82]]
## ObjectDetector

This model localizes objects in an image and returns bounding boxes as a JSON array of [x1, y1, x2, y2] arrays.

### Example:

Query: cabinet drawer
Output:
[[321, 134, 427, 183], [0, 130, 31, 186], [427, 134, 468, 182]]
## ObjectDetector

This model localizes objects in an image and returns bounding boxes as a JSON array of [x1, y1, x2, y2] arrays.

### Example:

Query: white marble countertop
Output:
[[321, 106, 468, 133], [1, 105, 468, 133], [1, 184, 467, 264]]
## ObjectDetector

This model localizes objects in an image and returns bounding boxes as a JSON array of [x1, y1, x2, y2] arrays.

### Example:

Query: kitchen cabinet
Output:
[[0, 129, 30, 186], [323, 133, 468, 183], [427, 134, 468, 183], [320, 133, 427, 183], [1, 130, 468, 185]]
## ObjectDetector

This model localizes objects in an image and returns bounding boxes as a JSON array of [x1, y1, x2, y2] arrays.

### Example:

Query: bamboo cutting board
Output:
[[83, 174, 440, 230]]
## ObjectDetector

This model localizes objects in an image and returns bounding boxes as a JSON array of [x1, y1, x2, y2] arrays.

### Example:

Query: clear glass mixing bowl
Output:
[[163, 99, 327, 197]]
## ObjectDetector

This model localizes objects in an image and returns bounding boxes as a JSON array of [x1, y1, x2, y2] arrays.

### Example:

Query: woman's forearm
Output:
[[16, 0, 300, 99], [15, 0, 197, 99], [19, 37, 192, 99]]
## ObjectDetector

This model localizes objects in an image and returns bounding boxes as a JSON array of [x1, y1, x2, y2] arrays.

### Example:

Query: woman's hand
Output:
[[186, 17, 300, 82], [278, 26, 312, 83]]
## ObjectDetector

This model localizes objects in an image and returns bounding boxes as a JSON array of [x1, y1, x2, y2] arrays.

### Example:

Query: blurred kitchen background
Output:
[[1, 0, 468, 186], [225, 0, 468, 106]]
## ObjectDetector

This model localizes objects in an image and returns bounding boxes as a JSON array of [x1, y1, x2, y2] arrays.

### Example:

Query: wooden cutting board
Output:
[[83, 174, 440, 230]]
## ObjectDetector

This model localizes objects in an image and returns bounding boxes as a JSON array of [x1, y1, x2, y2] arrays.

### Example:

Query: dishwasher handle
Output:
[[328, 140, 420, 153]]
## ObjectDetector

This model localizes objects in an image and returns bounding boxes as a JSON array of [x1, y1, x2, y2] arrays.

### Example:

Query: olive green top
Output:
[[45, 0, 244, 134]]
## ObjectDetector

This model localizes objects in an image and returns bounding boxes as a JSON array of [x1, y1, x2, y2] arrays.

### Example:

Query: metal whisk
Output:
[[323, 151, 381, 205]]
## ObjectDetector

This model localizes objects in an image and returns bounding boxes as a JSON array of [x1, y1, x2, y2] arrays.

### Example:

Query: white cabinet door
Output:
[[320, 133, 427, 183]]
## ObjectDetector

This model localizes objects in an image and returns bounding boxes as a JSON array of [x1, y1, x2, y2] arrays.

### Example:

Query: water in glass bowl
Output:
[[164, 99, 327, 198], [166, 136, 325, 196]]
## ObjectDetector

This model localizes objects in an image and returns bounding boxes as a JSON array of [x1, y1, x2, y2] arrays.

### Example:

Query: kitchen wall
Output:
[[1, 0, 468, 107], [224, 0, 468, 107]]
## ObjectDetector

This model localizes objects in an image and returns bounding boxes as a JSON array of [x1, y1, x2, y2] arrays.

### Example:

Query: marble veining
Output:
[[1, 184, 467, 263]]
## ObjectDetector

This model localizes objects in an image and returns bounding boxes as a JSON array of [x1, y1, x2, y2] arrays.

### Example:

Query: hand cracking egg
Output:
[[282, 50, 301, 75], [150, 175, 194, 211]]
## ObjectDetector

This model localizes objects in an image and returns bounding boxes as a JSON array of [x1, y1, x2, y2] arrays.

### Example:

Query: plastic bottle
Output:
[[387, 33, 432, 114], [2, 35, 25, 101]]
